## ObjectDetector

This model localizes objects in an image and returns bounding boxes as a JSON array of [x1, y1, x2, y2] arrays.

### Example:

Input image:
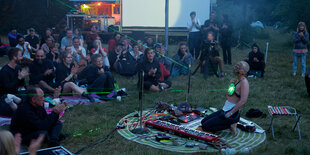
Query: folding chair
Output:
[[267, 106, 301, 140]]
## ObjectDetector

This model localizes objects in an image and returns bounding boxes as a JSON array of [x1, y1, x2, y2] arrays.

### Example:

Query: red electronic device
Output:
[[145, 120, 220, 143], [177, 112, 200, 123]]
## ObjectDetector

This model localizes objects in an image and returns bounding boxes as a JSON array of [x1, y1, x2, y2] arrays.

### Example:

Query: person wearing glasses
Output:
[[16, 35, 32, 59]]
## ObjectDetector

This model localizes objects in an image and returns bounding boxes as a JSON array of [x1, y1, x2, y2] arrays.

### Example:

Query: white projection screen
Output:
[[122, 0, 210, 27]]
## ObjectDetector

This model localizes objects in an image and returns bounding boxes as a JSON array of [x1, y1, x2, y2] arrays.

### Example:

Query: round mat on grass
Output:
[[117, 110, 266, 153]]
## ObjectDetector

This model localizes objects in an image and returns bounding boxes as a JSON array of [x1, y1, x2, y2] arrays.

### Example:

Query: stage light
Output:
[[83, 4, 89, 8], [227, 83, 236, 96], [97, 2, 102, 6]]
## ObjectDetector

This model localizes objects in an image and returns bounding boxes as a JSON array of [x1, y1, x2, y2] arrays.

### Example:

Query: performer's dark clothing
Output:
[[201, 110, 240, 132]]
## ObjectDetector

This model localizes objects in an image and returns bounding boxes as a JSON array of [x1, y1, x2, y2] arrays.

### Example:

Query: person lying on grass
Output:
[[199, 61, 250, 136]]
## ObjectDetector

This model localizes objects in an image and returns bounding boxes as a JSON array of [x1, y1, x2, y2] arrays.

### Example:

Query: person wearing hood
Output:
[[247, 43, 265, 77]]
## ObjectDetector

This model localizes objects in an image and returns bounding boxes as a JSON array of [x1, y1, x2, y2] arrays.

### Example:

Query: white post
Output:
[[265, 42, 269, 64], [165, 0, 169, 55]]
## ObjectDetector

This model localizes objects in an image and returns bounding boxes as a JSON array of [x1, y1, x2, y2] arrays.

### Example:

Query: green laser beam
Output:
[[55, 0, 81, 13]]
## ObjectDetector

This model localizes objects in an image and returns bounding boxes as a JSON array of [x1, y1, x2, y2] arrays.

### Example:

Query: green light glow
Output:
[[227, 83, 235, 96]]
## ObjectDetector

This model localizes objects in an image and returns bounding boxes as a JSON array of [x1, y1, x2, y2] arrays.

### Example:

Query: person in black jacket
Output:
[[55, 51, 94, 102], [29, 50, 60, 96], [0, 48, 28, 96], [246, 44, 265, 77], [137, 48, 170, 91], [78, 54, 115, 93], [10, 87, 67, 146], [220, 14, 233, 65]]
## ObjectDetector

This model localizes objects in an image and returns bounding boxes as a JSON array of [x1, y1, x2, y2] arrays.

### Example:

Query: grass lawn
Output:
[[1, 28, 309, 154]]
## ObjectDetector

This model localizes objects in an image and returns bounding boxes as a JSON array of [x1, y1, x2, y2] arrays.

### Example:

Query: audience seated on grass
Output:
[[137, 48, 171, 91], [130, 43, 144, 62], [78, 54, 115, 95], [16, 35, 33, 59], [8, 28, 23, 47], [41, 36, 54, 54], [46, 43, 60, 66], [85, 25, 100, 51], [60, 29, 73, 49], [108, 33, 121, 52], [114, 45, 137, 76], [90, 39, 110, 68], [55, 51, 94, 103], [158, 44, 172, 71], [0, 48, 28, 96], [172, 43, 193, 77], [25, 28, 40, 53], [41, 28, 54, 46], [29, 50, 61, 97], [246, 43, 265, 77], [10, 87, 67, 147], [144, 36, 154, 49], [108, 42, 123, 71]]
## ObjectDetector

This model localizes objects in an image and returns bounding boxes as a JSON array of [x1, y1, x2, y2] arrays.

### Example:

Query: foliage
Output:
[[0, 0, 70, 35]]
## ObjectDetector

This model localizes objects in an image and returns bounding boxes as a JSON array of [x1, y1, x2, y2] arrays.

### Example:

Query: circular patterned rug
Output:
[[117, 109, 266, 153]]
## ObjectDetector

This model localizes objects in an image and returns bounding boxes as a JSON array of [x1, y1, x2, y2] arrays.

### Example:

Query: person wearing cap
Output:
[[187, 11, 201, 60], [25, 28, 40, 52]]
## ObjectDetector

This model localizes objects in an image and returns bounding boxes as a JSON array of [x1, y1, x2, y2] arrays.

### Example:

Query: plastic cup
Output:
[[44, 102, 49, 109], [117, 96, 121, 102]]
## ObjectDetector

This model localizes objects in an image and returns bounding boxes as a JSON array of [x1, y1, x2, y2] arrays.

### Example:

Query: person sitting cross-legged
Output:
[[137, 48, 171, 91], [10, 87, 67, 147], [29, 50, 60, 97], [78, 54, 115, 95], [55, 51, 94, 103]]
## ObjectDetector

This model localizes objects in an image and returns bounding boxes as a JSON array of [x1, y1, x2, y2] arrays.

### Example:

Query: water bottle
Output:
[[220, 148, 237, 155]]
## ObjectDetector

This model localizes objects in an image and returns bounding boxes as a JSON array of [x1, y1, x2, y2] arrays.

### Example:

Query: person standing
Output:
[[187, 11, 201, 60], [202, 12, 219, 41], [292, 22, 309, 77], [220, 14, 233, 65]]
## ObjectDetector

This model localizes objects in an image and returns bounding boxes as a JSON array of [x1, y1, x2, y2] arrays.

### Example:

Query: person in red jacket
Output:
[[108, 33, 121, 52]]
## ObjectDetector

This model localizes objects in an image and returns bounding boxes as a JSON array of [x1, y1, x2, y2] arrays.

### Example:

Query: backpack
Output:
[[116, 54, 137, 76]]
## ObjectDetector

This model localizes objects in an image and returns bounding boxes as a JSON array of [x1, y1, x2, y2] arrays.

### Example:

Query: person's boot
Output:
[[82, 93, 95, 103]]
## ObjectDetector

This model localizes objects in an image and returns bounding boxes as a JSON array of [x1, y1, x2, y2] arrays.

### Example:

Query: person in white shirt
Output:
[[187, 11, 202, 60], [16, 36, 32, 59], [71, 37, 87, 63]]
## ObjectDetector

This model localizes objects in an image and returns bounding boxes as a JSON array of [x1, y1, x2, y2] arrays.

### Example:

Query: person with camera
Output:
[[200, 61, 250, 136], [200, 32, 225, 78], [187, 11, 201, 60], [292, 22, 309, 77]]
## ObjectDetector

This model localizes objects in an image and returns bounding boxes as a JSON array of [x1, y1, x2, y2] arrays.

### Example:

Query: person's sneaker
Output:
[[82, 93, 95, 103], [293, 72, 296, 76], [5, 97, 17, 110], [159, 84, 165, 91], [7, 94, 21, 103]]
